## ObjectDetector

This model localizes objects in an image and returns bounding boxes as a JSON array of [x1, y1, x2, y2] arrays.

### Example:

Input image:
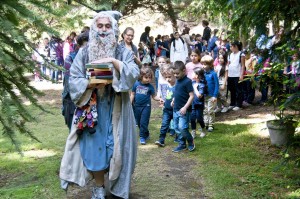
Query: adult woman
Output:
[[121, 27, 142, 67]]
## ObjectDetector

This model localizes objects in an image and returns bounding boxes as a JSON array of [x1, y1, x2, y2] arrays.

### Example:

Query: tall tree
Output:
[[0, 0, 89, 152]]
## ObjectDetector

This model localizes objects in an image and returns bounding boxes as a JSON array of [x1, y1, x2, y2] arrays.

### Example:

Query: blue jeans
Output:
[[191, 105, 205, 129], [159, 109, 173, 142], [134, 106, 151, 138], [173, 110, 193, 147]]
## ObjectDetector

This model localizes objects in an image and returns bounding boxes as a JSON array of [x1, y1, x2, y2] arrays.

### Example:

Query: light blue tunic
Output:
[[79, 86, 115, 171]]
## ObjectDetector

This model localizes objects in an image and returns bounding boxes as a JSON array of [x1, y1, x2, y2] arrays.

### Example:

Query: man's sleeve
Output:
[[112, 49, 140, 92]]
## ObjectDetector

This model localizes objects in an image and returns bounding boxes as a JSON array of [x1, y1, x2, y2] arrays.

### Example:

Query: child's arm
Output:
[[240, 55, 246, 81], [193, 83, 202, 98], [221, 69, 228, 90], [152, 95, 161, 102], [130, 92, 135, 104], [180, 91, 194, 115], [212, 72, 219, 102]]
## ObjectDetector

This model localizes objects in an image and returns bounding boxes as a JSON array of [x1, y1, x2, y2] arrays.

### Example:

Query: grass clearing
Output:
[[0, 101, 299, 198]]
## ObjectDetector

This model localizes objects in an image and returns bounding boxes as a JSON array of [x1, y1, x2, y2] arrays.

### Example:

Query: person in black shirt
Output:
[[140, 26, 151, 47], [202, 20, 211, 42]]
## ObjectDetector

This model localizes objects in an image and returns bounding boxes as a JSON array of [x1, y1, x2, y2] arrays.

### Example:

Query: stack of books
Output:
[[86, 63, 113, 84]]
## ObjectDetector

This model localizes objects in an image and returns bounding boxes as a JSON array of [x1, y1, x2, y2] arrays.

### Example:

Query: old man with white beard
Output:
[[59, 11, 139, 199]]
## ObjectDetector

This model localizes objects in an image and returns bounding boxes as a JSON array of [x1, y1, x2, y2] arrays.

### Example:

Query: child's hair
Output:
[[138, 67, 154, 81], [231, 40, 243, 51], [156, 56, 167, 63], [191, 49, 201, 62], [164, 65, 175, 76], [201, 55, 214, 69], [193, 67, 206, 81], [218, 53, 228, 77], [173, 61, 186, 71], [160, 64, 169, 74]]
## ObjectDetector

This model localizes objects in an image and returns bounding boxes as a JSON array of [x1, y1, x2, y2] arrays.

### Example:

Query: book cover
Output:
[[89, 75, 113, 79], [87, 71, 113, 76], [87, 68, 112, 72], [89, 79, 113, 84], [86, 62, 113, 69]]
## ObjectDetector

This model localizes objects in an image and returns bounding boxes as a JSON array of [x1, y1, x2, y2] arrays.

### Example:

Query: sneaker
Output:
[[228, 106, 234, 110], [188, 142, 195, 152], [155, 140, 165, 147], [221, 107, 229, 113], [140, 137, 146, 145], [191, 130, 196, 138], [233, 106, 241, 111], [172, 145, 187, 152], [208, 126, 214, 132], [242, 101, 251, 107], [91, 186, 106, 199], [214, 107, 222, 113]]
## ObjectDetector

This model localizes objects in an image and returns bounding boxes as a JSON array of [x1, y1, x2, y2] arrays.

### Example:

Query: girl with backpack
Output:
[[170, 31, 188, 64], [227, 41, 246, 111]]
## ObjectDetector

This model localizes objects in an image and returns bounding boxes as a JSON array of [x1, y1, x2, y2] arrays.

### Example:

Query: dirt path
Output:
[[31, 79, 274, 199]]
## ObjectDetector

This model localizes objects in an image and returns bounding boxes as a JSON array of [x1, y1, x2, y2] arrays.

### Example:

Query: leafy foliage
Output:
[[0, 0, 89, 152]]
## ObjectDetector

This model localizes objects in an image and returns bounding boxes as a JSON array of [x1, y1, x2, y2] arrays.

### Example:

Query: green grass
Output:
[[0, 105, 68, 199], [181, 122, 300, 199], [0, 104, 299, 199]]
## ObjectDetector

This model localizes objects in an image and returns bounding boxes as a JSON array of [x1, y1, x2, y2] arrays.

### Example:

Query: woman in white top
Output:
[[170, 31, 188, 64], [227, 41, 245, 111]]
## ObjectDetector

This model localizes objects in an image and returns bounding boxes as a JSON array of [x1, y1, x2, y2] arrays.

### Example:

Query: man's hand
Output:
[[220, 85, 225, 90], [91, 57, 120, 72], [180, 107, 187, 115]]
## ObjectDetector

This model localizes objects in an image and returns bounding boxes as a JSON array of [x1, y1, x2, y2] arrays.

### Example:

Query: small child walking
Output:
[[215, 53, 229, 113], [172, 61, 195, 152], [202, 55, 219, 132], [155, 65, 176, 147], [131, 67, 160, 145], [191, 67, 207, 138], [185, 49, 202, 80]]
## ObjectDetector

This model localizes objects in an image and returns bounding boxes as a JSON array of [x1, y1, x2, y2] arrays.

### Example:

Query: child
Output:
[[185, 49, 202, 80], [155, 66, 176, 147], [227, 41, 245, 111], [191, 67, 207, 138], [172, 61, 195, 152], [131, 67, 160, 145], [194, 34, 203, 53], [215, 53, 229, 113], [202, 55, 219, 132], [156, 56, 169, 102]]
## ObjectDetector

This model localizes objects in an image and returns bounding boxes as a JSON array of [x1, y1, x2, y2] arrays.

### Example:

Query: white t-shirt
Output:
[[215, 64, 228, 85], [228, 51, 245, 77]]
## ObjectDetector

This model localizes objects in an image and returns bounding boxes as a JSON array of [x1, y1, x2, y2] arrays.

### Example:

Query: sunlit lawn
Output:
[[0, 104, 299, 198]]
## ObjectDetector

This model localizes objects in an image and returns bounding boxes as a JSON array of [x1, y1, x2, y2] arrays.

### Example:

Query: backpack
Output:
[[172, 37, 185, 50]]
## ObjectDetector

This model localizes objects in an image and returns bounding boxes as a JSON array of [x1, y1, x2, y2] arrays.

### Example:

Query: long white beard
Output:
[[89, 30, 117, 62]]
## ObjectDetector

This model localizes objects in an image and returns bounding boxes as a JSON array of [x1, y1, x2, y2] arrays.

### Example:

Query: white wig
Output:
[[89, 11, 123, 41]]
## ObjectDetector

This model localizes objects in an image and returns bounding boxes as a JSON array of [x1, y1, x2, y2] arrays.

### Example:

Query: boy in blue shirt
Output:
[[155, 65, 176, 147], [172, 61, 195, 152], [201, 55, 219, 132]]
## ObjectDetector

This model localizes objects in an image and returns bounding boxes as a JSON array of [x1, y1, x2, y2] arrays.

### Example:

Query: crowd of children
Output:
[[131, 23, 300, 152]]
